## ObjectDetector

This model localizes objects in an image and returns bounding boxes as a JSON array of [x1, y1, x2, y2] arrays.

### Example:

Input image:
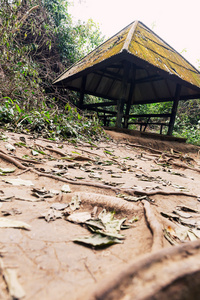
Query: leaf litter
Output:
[[68, 204, 130, 247], [162, 205, 200, 245]]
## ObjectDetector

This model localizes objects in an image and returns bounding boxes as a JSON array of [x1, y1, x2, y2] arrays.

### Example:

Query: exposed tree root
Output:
[[134, 189, 196, 198], [30, 168, 137, 195], [62, 192, 141, 213], [91, 239, 200, 300], [1, 149, 197, 199], [12, 156, 42, 164], [0, 151, 26, 170], [39, 145, 66, 157], [142, 200, 163, 252], [125, 141, 176, 156], [171, 161, 200, 173], [35, 143, 96, 161], [125, 141, 198, 163]]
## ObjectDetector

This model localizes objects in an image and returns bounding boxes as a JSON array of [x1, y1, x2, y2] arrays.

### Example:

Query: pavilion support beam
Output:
[[116, 61, 130, 128], [124, 66, 136, 128], [79, 76, 86, 109], [167, 84, 182, 136]]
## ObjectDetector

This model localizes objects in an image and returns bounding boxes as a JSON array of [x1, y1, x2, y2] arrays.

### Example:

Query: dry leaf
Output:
[[3, 268, 25, 299], [0, 167, 16, 173], [67, 211, 91, 223], [3, 178, 34, 186], [61, 184, 71, 193], [50, 203, 69, 210], [0, 218, 31, 230], [5, 143, 16, 151]]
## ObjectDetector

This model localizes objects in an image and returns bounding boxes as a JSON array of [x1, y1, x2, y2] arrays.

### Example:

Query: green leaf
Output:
[[74, 233, 122, 247]]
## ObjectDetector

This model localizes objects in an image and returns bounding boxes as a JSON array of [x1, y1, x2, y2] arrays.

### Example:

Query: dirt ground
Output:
[[0, 128, 200, 300]]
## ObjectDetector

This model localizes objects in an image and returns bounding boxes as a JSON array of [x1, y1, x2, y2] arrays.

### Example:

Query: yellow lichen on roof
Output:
[[129, 23, 200, 88], [55, 25, 131, 83], [54, 20, 200, 90]]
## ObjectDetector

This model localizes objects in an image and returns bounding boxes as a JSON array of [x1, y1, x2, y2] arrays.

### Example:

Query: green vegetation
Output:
[[0, 0, 105, 142], [127, 100, 200, 145]]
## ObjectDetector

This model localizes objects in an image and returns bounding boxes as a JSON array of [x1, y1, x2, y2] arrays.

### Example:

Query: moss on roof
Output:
[[129, 23, 200, 87], [54, 21, 200, 89]]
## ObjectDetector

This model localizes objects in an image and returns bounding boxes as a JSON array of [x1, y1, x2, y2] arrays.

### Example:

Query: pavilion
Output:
[[53, 20, 200, 135]]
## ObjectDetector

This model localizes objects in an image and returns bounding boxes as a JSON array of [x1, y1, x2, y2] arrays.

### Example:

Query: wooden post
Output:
[[79, 76, 86, 109], [167, 84, 181, 136], [124, 66, 136, 128], [116, 61, 130, 128]]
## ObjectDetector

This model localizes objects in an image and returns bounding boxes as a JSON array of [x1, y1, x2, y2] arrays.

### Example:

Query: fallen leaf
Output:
[[61, 184, 71, 193], [90, 229, 125, 240], [0, 218, 31, 230], [85, 219, 105, 230], [50, 203, 69, 210], [111, 174, 122, 178], [0, 167, 16, 173], [67, 211, 91, 223], [31, 149, 39, 156], [0, 196, 14, 202], [129, 216, 139, 223], [164, 228, 180, 245], [31, 187, 54, 198], [75, 176, 85, 179], [187, 230, 198, 241], [176, 205, 199, 214], [70, 195, 81, 211], [89, 173, 102, 179], [49, 189, 60, 195], [3, 268, 25, 299], [88, 209, 127, 239], [1, 208, 22, 216], [74, 233, 122, 247], [3, 178, 34, 186], [40, 209, 63, 222], [173, 210, 192, 219], [5, 143, 16, 151]]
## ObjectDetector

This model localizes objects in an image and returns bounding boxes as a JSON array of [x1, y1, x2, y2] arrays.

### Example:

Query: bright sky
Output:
[[69, 0, 200, 69]]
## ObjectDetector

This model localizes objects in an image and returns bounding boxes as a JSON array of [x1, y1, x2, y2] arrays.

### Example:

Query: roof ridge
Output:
[[121, 20, 139, 52]]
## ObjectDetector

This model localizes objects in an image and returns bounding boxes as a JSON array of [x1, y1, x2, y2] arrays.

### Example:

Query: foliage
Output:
[[0, 97, 105, 142], [0, 0, 105, 141], [173, 100, 200, 145]]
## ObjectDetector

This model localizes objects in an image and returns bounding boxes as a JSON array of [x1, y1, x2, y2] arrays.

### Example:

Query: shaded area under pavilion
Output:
[[53, 20, 200, 136]]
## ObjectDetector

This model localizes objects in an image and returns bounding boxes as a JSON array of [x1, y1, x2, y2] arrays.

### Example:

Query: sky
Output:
[[69, 0, 200, 69]]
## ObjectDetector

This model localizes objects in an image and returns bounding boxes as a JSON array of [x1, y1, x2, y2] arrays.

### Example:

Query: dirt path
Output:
[[0, 129, 200, 299]]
